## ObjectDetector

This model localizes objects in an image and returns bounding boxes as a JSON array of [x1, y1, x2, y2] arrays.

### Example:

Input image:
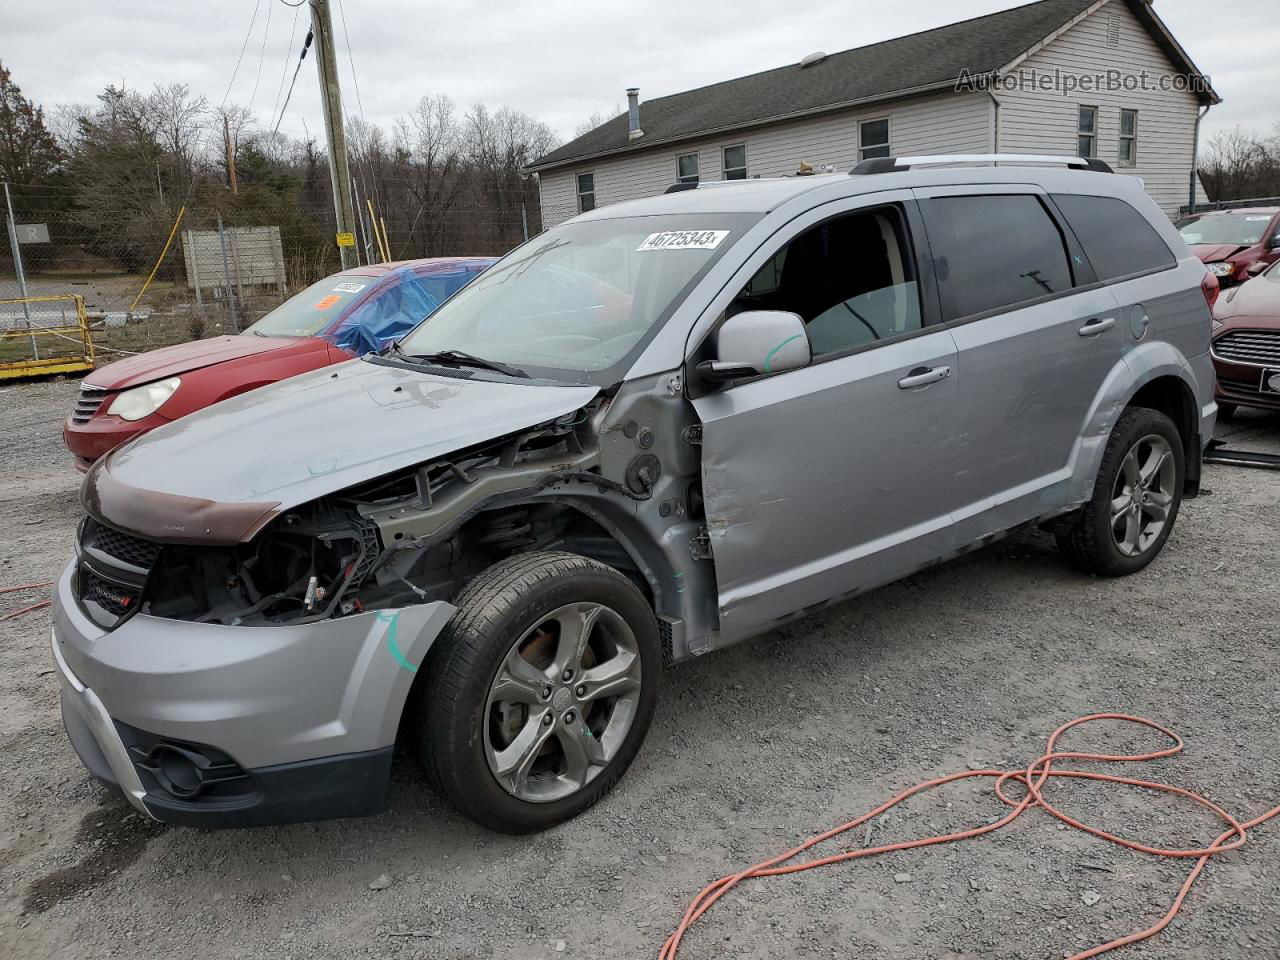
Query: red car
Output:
[[64, 257, 494, 470], [1211, 258, 1280, 417], [1176, 207, 1280, 288]]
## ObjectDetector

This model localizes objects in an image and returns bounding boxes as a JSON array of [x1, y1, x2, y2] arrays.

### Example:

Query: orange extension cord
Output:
[[0, 582, 53, 621], [660, 714, 1278, 960]]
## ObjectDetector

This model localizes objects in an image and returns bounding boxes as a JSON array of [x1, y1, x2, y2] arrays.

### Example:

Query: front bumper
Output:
[[51, 562, 456, 827], [1213, 355, 1280, 411], [63, 413, 160, 472]]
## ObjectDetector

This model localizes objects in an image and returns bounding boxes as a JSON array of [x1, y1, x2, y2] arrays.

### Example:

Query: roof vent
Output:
[[799, 51, 828, 69]]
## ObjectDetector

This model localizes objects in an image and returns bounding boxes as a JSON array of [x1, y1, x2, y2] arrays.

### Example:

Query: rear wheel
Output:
[[1056, 408, 1184, 577], [417, 551, 660, 833]]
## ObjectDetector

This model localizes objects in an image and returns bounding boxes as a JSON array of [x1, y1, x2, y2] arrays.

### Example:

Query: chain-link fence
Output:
[[1, 182, 555, 370]]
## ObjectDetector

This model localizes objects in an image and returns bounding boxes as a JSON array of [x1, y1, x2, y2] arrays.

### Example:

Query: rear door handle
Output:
[[1078, 317, 1116, 337], [897, 365, 951, 389]]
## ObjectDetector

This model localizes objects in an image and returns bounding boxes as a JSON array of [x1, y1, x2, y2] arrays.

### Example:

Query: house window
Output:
[[1118, 109, 1138, 166], [859, 118, 891, 160], [576, 172, 595, 213], [676, 152, 700, 184], [1077, 106, 1098, 158], [722, 144, 747, 180]]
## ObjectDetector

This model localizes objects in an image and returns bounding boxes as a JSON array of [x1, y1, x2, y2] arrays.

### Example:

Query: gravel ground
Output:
[[1, 378, 1276, 960]]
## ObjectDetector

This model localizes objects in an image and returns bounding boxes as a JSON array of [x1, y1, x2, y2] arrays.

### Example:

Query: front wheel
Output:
[[417, 551, 660, 833], [1056, 408, 1185, 577]]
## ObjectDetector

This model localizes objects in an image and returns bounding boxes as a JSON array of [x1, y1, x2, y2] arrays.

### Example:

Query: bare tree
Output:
[[573, 106, 622, 140], [1199, 126, 1280, 202], [145, 83, 208, 192], [394, 94, 465, 256]]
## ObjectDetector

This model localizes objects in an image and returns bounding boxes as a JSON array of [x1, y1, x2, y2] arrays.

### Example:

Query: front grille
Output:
[[71, 384, 109, 424], [1219, 375, 1261, 396], [80, 567, 141, 618], [1213, 330, 1280, 367], [85, 520, 161, 569]]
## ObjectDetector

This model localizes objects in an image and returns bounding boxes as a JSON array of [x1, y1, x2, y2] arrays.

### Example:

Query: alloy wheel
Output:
[[1110, 434, 1176, 558], [483, 602, 642, 803]]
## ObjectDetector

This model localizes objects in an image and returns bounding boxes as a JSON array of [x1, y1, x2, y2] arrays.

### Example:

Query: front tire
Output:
[[1056, 408, 1185, 577], [417, 551, 660, 833]]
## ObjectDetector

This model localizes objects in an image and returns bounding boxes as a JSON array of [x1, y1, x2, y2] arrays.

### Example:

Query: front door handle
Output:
[[1078, 316, 1116, 337], [897, 365, 951, 389]]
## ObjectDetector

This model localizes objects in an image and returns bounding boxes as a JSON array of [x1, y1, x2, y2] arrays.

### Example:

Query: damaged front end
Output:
[[77, 404, 614, 631]]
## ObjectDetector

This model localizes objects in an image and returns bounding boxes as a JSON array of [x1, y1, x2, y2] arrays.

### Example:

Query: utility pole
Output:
[[311, 0, 358, 269], [3, 182, 38, 359], [223, 115, 239, 194]]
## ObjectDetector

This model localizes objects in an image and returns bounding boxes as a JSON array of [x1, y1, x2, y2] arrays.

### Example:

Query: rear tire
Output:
[[417, 551, 660, 833], [1056, 408, 1184, 577]]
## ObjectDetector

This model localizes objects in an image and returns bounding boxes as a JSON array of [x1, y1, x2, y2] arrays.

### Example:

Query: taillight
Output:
[[1201, 271, 1220, 311]]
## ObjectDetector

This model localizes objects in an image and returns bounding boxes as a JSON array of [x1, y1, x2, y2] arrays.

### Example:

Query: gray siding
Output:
[[538, 92, 994, 227], [994, 0, 1202, 216]]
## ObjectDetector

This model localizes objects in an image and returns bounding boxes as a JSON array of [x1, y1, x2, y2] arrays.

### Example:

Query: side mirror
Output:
[[1269, 234, 1280, 250], [1247, 261, 1268, 277], [698, 310, 811, 383]]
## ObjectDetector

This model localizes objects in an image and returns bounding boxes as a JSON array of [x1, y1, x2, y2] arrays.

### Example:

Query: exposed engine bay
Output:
[[82, 398, 678, 628]]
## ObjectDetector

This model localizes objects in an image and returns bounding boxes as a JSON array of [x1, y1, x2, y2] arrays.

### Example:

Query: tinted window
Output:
[[729, 207, 921, 357], [923, 195, 1073, 321], [1053, 194, 1175, 281]]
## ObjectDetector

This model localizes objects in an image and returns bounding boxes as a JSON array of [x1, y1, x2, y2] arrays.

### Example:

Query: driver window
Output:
[[728, 206, 921, 357]]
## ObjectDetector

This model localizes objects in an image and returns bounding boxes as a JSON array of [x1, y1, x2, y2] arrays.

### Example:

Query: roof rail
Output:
[[849, 154, 1115, 175]]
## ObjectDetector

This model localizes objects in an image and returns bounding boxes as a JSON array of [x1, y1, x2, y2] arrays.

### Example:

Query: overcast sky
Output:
[[5, 0, 1276, 149]]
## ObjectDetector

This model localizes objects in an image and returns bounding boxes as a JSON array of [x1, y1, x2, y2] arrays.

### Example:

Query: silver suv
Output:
[[52, 155, 1216, 832]]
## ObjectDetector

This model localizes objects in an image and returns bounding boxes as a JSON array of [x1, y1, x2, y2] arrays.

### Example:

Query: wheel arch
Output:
[[1120, 351, 1203, 496]]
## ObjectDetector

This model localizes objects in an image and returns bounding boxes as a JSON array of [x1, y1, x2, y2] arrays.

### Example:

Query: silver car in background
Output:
[[53, 155, 1216, 832]]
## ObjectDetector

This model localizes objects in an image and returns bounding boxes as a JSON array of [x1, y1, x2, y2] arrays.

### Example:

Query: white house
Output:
[[527, 0, 1219, 223]]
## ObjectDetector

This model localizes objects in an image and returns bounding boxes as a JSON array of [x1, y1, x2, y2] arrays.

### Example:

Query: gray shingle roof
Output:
[[530, 0, 1213, 171]]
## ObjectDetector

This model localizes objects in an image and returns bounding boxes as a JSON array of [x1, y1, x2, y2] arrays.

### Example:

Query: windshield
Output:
[[245, 275, 378, 338], [395, 213, 759, 384], [1177, 213, 1274, 247]]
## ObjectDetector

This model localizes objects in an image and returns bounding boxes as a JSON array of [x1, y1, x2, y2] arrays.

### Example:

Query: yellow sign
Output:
[[335, 231, 356, 247]]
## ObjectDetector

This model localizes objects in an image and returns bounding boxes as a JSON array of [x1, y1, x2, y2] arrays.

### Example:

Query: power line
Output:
[[272, 27, 314, 135], [247, 0, 273, 116], [270, 3, 302, 127], [220, 0, 263, 110]]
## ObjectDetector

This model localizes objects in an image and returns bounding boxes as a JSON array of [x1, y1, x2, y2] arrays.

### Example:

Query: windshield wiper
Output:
[[408, 349, 529, 379]]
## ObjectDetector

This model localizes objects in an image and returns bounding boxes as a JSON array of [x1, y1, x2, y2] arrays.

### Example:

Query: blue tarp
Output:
[[329, 267, 486, 355]]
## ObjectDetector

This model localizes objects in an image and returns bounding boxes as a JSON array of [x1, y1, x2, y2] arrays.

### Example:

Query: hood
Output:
[[96, 358, 599, 521], [1214, 274, 1280, 322], [1189, 243, 1249, 264], [86, 335, 302, 390]]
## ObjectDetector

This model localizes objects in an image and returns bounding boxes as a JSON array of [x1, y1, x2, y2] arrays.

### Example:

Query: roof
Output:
[[530, 0, 1218, 172], [1191, 208, 1280, 217], [568, 161, 1136, 222], [336, 257, 496, 278]]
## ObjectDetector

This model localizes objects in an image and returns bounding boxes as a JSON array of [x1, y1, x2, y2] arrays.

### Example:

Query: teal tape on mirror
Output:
[[763, 335, 803, 373]]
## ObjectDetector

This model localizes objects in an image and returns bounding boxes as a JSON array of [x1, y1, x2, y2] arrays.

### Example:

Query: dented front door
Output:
[[692, 329, 961, 643]]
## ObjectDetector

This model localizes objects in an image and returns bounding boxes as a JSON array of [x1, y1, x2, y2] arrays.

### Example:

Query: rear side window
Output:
[[1053, 194, 1175, 281], [922, 195, 1073, 321]]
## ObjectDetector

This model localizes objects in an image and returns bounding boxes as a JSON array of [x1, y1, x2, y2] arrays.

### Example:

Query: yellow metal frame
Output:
[[0, 294, 96, 381]]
